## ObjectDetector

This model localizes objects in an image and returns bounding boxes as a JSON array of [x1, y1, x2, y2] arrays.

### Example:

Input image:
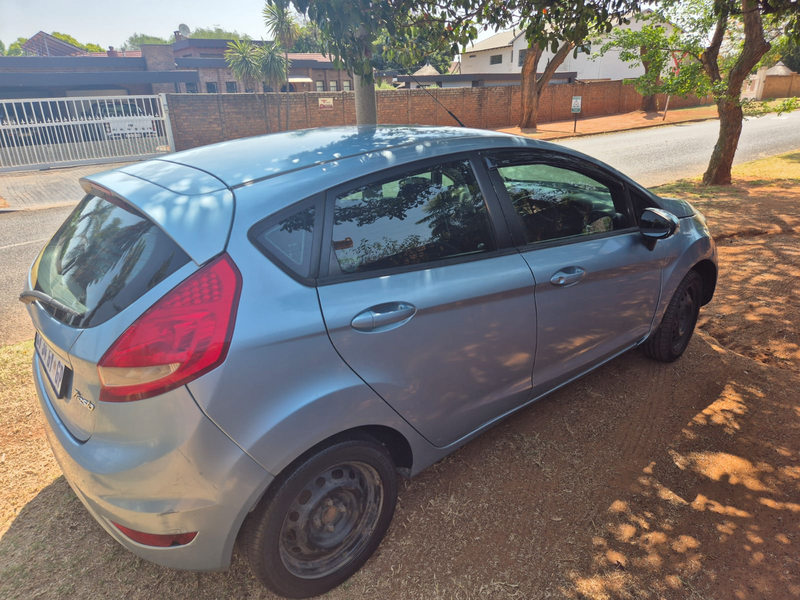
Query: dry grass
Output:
[[1, 152, 800, 600]]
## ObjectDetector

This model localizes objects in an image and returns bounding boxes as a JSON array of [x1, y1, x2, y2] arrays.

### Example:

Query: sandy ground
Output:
[[1, 152, 799, 600]]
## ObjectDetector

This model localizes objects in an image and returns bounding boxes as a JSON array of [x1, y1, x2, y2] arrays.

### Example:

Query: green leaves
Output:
[[225, 39, 288, 91]]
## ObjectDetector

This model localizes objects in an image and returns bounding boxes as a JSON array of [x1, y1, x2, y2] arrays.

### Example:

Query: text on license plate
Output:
[[35, 333, 66, 397]]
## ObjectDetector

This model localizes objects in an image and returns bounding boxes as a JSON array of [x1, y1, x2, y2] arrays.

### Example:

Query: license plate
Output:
[[35, 333, 68, 398]]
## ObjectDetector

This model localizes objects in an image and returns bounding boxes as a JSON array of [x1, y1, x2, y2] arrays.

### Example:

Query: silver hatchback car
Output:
[[23, 126, 716, 598]]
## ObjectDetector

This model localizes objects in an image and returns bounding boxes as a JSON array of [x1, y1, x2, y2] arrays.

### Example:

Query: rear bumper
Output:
[[34, 355, 273, 571]]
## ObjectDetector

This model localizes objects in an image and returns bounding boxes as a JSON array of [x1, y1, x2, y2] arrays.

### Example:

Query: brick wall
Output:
[[166, 80, 714, 151], [761, 73, 800, 99]]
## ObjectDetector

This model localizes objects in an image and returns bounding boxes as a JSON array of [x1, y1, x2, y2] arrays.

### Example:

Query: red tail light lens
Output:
[[97, 254, 241, 403], [113, 522, 197, 547]]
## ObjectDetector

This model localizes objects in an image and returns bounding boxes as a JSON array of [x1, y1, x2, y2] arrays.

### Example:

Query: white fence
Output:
[[0, 94, 174, 173]]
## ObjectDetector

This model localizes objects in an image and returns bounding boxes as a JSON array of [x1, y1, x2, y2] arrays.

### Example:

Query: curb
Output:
[[511, 115, 719, 142], [0, 201, 79, 214]]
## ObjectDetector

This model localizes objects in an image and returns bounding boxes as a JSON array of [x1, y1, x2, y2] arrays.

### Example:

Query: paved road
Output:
[[559, 110, 800, 187], [1, 114, 799, 346], [0, 207, 72, 345]]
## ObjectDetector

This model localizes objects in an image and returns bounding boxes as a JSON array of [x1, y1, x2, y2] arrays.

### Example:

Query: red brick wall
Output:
[[166, 81, 714, 151]]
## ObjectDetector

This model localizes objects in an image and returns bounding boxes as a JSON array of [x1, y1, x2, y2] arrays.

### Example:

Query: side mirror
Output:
[[640, 208, 679, 249]]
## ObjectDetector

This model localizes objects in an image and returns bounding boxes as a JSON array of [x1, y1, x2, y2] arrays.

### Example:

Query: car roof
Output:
[[156, 126, 530, 189]]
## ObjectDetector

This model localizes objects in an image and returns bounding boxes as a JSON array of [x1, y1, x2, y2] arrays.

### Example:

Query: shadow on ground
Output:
[[3, 332, 798, 599]]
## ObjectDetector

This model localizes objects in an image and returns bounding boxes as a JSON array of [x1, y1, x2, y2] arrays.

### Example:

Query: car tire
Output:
[[642, 270, 703, 363], [240, 435, 398, 599]]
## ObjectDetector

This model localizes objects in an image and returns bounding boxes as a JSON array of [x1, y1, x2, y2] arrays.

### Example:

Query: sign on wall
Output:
[[571, 96, 582, 113], [318, 98, 334, 111]]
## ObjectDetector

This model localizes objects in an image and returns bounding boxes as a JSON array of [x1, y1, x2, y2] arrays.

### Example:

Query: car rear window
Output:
[[33, 194, 191, 328]]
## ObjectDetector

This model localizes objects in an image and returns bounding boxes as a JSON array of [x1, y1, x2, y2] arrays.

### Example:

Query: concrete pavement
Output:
[[498, 104, 720, 141], [0, 161, 133, 211]]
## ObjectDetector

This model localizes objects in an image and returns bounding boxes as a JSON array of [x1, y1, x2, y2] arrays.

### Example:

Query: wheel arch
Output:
[[691, 259, 717, 305]]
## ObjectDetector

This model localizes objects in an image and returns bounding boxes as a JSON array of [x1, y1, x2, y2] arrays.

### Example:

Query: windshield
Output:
[[34, 195, 190, 328]]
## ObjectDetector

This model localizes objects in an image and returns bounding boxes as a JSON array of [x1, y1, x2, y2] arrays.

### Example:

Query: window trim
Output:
[[483, 150, 639, 249], [317, 151, 514, 285], [489, 54, 503, 65], [247, 193, 325, 286]]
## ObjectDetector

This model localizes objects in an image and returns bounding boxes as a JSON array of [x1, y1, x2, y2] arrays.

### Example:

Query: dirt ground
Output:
[[1, 152, 799, 600]]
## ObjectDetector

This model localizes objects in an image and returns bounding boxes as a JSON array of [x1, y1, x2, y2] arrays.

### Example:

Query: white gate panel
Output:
[[0, 94, 172, 173]]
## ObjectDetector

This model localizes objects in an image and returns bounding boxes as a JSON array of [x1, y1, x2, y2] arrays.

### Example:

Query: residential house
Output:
[[459, 16, 663, 81]]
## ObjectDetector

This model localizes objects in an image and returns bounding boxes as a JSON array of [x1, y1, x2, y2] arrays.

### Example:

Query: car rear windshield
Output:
[[34, 194, 191, 328]]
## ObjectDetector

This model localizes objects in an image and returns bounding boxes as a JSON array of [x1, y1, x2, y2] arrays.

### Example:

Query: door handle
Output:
[[351, 302, 416, 333], [550, 266, 586, 287]]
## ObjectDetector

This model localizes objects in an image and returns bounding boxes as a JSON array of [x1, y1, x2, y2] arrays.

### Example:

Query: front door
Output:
[[486, 153, 665, 395], [317, 157, 538, 448]]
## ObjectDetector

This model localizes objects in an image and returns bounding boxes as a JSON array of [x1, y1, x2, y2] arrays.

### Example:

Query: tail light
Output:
[[97, 254, 241, 403]]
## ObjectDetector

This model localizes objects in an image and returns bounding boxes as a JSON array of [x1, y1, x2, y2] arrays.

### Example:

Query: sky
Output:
[[0, 0, 498, 51], [0, 0, 269, 49]]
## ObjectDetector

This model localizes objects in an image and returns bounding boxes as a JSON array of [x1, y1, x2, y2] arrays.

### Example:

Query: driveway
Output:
[[0, 161, 131, 210]]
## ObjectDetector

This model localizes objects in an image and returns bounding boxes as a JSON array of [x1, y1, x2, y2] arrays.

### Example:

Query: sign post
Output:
[[571, 96, 582, 133]]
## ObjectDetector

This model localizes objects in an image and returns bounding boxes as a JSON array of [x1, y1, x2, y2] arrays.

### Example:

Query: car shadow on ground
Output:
[[4, 331, 796, 600]]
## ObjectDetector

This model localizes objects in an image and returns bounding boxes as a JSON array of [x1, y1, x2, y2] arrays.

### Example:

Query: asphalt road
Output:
[[1, 113, 799, 346], [560, 110, 800, 187], [0, 207, 72, 345]]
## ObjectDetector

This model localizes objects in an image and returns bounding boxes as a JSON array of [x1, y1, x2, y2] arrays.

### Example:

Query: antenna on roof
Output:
[[178, 24, 191, 37], [391, 61, 466, 127]]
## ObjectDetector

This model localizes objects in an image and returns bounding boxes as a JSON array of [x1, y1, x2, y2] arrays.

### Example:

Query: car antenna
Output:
[[390, 61, 466, 127]]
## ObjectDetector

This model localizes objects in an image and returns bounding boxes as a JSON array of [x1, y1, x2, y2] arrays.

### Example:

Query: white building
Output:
[[457, 17, 659, 81]]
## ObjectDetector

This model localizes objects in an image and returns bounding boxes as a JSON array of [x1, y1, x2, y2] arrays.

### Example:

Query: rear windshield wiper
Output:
[[19, 290, 83, 319]]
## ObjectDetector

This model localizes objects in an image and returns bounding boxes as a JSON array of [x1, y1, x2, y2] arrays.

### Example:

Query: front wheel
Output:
[[642, 270, 703, 362], [240, 436, 398, 599]]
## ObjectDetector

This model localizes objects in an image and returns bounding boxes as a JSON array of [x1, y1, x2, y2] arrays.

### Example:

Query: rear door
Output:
[[485, 151, 665, 396], [317, 155, 538, 448]]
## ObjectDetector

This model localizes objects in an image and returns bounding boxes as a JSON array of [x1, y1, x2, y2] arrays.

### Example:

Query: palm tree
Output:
[[263, 1, 298, 131], [224, 39, 263, 93], [258, 42, 288, 132]]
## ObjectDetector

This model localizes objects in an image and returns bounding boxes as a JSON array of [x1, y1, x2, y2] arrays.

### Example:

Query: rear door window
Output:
[[329, 160, 497, 276], [34, 195, 190, 328]]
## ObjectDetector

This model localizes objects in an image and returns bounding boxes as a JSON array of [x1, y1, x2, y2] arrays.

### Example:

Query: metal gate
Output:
[[0, 94, 174, 173]]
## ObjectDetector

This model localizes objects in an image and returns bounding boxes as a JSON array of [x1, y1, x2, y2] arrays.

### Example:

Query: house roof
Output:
[[413, 64, 440, 76], [87, 50, 143, 57], [21, 32, 86, 57], [465, 30, 523, 53], [766, 61, 795, 76]]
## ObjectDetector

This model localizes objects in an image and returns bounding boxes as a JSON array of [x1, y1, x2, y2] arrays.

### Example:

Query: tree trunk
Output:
[[703, 99, 743, 185], [641, 94, 658, 112], [640, 49, 659, 112], [276, 93, 282, 133], [354, 73, 377, 125], [284, 51, 291, 131], [701, 0, 770, 185], [519, 41, 575, 129]]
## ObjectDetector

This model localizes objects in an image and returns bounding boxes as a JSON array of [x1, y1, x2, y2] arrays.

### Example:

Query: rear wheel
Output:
[[642, 270, 703, 362], [240, 436, 397, 599]]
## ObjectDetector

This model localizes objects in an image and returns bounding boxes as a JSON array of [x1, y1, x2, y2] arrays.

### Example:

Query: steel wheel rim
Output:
[[672, 286, 697, 352], [278, 461, 384, 579]]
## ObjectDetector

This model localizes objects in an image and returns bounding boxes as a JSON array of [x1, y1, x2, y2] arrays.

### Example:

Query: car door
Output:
[[316, 155, 538, 448], [485, 151, 665, 396]]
